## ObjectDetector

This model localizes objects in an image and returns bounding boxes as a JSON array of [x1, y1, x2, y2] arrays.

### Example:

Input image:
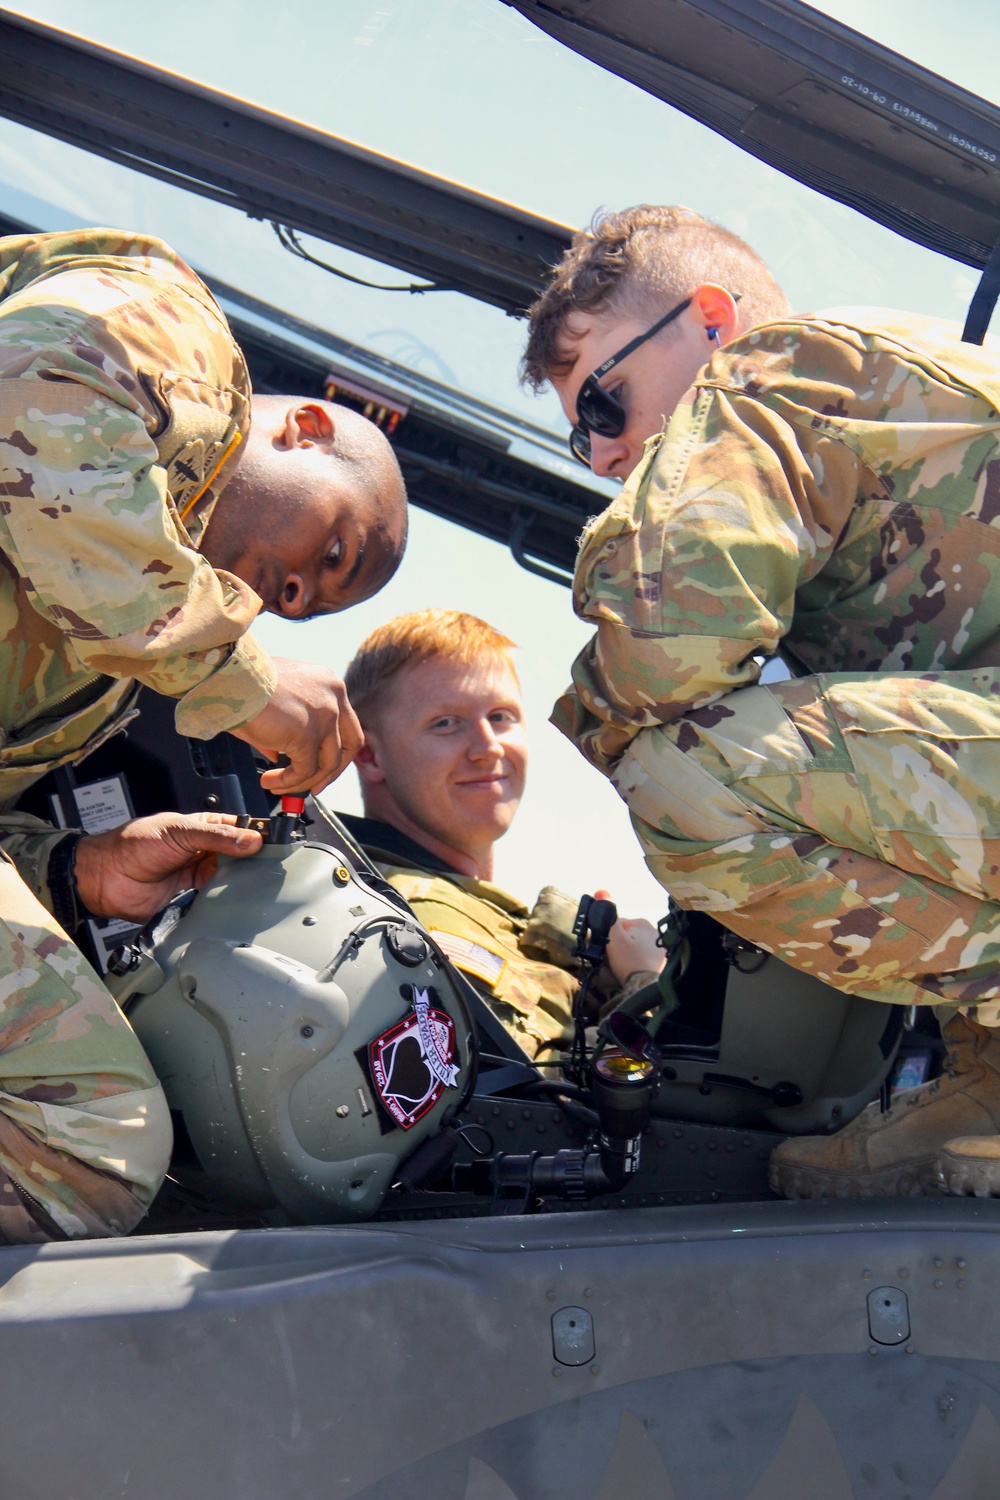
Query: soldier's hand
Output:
[[74, 812, 263, 924], [594, 889, 666, 986], [230, 657, 363, 795]]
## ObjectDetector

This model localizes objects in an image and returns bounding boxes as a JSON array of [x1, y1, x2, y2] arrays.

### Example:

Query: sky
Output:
[[1, 0, 997, 918]]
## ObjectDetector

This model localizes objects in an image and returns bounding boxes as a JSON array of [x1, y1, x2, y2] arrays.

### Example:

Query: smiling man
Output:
[[0, 226, 406, 1242], [340, 610, 664, 1059]]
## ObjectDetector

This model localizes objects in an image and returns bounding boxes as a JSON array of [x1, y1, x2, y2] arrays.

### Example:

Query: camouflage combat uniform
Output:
[[0, 228, 278, 1240], [554, 310, 1000, 1015]]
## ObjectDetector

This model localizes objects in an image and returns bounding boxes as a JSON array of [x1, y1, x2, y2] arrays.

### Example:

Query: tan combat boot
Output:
[[936, 1136, 1000, 1196], [769, 1012, 1000, 1198]]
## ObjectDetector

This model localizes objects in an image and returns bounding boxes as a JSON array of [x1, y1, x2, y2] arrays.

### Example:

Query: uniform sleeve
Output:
[[0, 378, 276, 739], [0, 812, 77, 913], [551, 379, 861, 774]]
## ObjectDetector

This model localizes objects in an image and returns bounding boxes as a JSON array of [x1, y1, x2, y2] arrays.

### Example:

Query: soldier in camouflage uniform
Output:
[[521, 205, 1000, 1197], [0, 227, 407, 1240], [340, 610, 665, 1059]]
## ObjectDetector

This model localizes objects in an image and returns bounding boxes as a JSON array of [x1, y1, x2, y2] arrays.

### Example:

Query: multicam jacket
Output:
[[554, 309, 1000, 767], [0, 228, 277, 896]]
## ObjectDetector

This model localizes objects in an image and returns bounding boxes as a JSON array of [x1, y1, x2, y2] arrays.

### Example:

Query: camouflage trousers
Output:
[[0, 855, 170, 1242], [612, 670, 1000, 1015]]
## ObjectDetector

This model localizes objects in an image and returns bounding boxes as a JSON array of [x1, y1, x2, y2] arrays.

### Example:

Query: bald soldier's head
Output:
[[202, 396, 407, 619]]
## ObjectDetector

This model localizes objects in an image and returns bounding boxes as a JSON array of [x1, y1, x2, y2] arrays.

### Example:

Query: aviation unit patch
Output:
[[363, 984, 460, 1132]]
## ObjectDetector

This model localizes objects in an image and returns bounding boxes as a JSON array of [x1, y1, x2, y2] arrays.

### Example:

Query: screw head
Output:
[[335, 1104, 350, 1119], [302, 915, 317, 926], [300, 1025, 314, 1039]]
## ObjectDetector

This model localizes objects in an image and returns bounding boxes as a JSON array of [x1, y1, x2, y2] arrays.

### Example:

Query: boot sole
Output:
[[936, 1152, 1000, 1198], [769, 1154, 944, 1200]]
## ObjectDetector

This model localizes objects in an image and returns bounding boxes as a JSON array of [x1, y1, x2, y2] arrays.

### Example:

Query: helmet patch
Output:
[[365, 985, 459, 1132]]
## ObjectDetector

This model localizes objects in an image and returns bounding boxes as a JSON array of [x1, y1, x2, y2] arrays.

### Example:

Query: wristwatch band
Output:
[[47, 832, 94, 936]]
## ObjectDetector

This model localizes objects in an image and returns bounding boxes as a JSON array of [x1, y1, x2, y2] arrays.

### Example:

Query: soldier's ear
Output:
[[354, 738, 387, 785], [281, 402, 336, 449], [691, 284, 739, 341]]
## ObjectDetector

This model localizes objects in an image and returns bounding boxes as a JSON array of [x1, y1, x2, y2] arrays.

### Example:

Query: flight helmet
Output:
[[112, 836, 477, 1222]]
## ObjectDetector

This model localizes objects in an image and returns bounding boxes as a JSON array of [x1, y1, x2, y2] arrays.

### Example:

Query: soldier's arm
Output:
[[0, 812, 77, 913], [0, 377, 275, 740], [551, 378, 860, 774]]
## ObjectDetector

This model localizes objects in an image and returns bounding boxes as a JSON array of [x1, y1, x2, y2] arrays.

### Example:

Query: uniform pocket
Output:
[[825, 671, 1000, 900], [0, 681, 138, 804], [614, 727, 774, 843]]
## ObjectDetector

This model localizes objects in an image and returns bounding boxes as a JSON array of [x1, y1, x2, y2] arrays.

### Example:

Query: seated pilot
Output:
[[339, 609, 664, 1059]]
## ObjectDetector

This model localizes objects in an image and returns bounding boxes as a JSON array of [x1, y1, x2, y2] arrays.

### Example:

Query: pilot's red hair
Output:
[[346, 609, 518, 726]]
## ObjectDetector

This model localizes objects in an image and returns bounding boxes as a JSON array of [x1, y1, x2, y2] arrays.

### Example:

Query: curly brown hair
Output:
[[520, 205, 789, 392]]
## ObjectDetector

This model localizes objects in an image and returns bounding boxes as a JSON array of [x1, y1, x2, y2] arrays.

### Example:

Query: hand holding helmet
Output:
[[74, 812, 264, 924]]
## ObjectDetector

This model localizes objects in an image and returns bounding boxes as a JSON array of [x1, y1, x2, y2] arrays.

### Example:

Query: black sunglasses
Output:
[[568, 293, 739, 467]]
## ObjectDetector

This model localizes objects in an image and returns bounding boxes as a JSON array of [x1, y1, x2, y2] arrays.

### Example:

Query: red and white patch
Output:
[[367, 987, 459, 1131]]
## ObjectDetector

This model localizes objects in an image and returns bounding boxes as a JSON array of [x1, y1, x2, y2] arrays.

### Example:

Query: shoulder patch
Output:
[[430, 929, 506, 987], [388, 873, 436, 901]]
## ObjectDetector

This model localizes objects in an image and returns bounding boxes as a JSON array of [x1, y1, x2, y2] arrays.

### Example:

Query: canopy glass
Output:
[[0, 0, 994, 914]]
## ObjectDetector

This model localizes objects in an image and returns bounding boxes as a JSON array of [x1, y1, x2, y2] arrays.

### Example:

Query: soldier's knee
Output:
[[611, 722, 775, 844], [85, 1078, 174, 1210], [0, 1080, 171, 1242]]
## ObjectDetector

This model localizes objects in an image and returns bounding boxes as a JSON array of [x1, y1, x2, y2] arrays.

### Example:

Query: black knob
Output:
[[386, 923, 430, 968], [107, 945, 142, 977]]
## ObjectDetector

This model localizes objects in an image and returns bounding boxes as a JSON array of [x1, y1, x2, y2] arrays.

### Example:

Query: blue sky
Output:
[[2, 0, 996, 916]]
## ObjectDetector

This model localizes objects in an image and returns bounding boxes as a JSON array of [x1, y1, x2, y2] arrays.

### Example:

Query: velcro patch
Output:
[[363, 985, 459, 1133], [430, 930, 506, 987]]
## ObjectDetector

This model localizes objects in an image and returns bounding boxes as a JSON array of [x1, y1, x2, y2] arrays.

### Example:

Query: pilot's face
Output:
[[361, 655, 527, 860], [551, 303, 715, 482]]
